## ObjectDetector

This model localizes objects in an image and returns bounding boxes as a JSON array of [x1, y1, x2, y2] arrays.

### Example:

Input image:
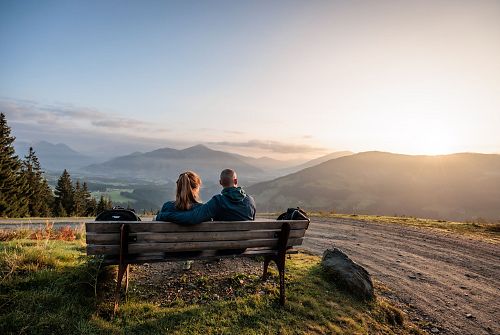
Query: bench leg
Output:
[[114, 263, 127, 314], [276, 222, 290, 306], [125, 265, 130, 294], [277, 259, 286, 306], [113, 223, 130, 314], [262, 256, 272, 280]]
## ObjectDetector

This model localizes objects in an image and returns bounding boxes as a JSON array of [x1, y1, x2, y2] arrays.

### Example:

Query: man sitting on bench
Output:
[[156, 168, 256, 224]]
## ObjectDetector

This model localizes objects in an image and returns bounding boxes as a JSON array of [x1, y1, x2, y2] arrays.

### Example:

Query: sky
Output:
[[1, 0, 499, 159]]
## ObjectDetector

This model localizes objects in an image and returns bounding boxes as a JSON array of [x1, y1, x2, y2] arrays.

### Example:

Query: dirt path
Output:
[[302, 217, 500, 335]]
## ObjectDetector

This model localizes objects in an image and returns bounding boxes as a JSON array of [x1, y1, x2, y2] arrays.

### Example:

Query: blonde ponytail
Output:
[[175, 171, 202, 210]]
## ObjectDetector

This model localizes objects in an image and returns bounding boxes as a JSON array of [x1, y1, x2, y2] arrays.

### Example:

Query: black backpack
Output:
[[95, 207, 141, 221], [277, 207, 309, 221]]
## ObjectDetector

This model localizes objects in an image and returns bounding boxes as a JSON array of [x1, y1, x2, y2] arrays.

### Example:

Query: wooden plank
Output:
[[100, 248, 291, 265], [87, 237, 303, 255], [86, 229, 307, 244], [85, 220, 309, 233]]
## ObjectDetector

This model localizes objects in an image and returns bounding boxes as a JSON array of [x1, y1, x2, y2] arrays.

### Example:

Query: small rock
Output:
[[183, 260, 194, 270], [396, 260, 401, 263], [408, 275, 417, 279], [430, 327, 440, 333], [466, 314, 473, 318]]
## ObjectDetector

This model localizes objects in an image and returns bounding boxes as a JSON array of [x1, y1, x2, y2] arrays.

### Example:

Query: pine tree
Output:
[[56, 202, 67, 217], [0, 113, 29, 217], [96, 195, 112, 215], [73, 180, 85, 217], [54, 169, 74, 216], [82, 182, 96, 216], [86, 196, 97, 217], [21, 147, 54, 217]]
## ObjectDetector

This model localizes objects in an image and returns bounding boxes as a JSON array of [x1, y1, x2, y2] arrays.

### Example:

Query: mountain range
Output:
[[247, 151, 500, 221], [13, 141, 100, 172], [11, 140, 500, 221], [84, 144, 269, 183]]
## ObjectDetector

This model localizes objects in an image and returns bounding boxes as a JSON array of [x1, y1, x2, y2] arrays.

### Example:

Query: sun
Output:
[[410, 125, 459, 155]]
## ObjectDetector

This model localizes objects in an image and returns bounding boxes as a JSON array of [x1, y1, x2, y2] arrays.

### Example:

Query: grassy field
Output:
[[91, 189, 136, 204], [0, 228, 423, 334]]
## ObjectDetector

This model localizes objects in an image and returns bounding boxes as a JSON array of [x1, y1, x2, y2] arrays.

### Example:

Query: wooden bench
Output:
[[85, 219, 310, 311]]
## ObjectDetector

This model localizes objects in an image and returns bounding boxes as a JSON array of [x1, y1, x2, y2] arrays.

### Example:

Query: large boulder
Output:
[[321, 248, 374, 300]]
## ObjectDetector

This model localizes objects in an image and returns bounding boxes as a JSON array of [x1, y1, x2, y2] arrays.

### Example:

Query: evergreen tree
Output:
[[82, 182, 96, 216], [0, 113, 29, 217], [73, 180, 85, 216], [54, 169, 74, 216], [21, 147, 53, 217], [86, 196, 97, 217], [96, 195, 112, 215], [56, 202, 67, 217]]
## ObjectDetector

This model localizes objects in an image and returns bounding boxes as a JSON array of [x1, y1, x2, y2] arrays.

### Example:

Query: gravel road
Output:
[[302, 217, 500, 335]]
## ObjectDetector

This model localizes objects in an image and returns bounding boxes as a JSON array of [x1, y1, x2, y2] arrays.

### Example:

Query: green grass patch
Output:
[[1, 239, 423, 334], [91, 189, 136, 204]]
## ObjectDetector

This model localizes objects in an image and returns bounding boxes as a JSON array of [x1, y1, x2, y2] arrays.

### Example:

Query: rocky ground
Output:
[[302, 217, 500, 335], [129, 257, 276, 307]]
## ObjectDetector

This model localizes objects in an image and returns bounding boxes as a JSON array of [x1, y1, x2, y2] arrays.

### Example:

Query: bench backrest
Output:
[[86, 219, 309, 257]]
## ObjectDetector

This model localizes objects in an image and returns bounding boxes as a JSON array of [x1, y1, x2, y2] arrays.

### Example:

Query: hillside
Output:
[[285, 150, 354, 172], [83, 144, 265, 183], [247, 151, 500, 221]]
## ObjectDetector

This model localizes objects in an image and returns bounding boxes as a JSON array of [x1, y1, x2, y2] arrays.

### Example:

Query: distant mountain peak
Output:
[[182, 144, 212, 152], [34, 141, 80, 155]]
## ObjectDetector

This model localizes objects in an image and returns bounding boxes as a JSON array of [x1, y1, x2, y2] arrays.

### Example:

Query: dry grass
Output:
[[0, 223, 84, 242]]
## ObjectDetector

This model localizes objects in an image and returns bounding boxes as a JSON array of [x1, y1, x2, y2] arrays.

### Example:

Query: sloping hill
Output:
[[289, 151, 354, 171], [230, 153, 299, 171], [247, 151, 500, 220], [84, 144, 264, 183]]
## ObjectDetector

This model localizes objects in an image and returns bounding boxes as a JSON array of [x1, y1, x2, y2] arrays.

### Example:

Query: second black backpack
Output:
[[277, 207, 309, 221]]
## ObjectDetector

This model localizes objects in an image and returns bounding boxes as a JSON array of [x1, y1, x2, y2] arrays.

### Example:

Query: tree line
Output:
[[0, 112, 112, 218]]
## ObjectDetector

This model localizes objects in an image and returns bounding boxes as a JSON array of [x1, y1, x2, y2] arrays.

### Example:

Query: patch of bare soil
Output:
[[303, 217, 500, 335], [128, 257, 278, 306]]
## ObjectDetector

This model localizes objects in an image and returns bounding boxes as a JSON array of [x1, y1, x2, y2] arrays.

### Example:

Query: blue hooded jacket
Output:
[[156, 186, 256, 224]]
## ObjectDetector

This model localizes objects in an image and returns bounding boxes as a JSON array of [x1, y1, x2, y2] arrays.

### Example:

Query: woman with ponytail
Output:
[[156, 171, 203, 221]]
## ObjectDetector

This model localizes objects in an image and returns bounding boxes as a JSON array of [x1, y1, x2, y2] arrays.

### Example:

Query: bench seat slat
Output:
[[85, 220, 309, 233], [87, 237, 303, 255], [99, 248, 299, 265], [86, 229, 307, 244]]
